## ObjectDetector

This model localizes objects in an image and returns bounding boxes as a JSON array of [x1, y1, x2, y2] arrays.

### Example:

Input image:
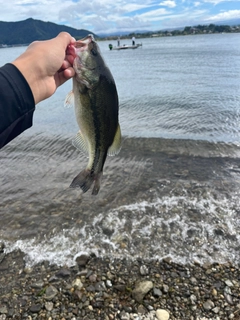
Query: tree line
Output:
[[128, 23, 239, 38]]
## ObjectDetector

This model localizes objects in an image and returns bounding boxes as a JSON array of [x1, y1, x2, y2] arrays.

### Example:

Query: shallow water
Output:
[[0, 34, 240, 266]]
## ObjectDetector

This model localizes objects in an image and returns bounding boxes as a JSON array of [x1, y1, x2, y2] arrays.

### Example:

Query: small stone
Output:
[[119, 311, 130, 320], [225, 280, 234, 287], [206, 268, 212, 275], [75, 254, 90, 267], [24, 267, 32, 274], [106, 280, 112, 288], [48, 275, 59, 283], [203, 299, 214, 310], [29, 304, 42, 313], [162, 284, 169, 293], [224, 292, 233, 305], [170, 271, 178, 278], [190, 277, 198, 284], [72, 278, 83, 290], [19, 299, 27, 307], [140, 265, 149, 275], [45, 302, 53, 312], [0, 306, 7, 314], [95, 281, 107, 292], [45, 285, 58, 300], [132, 281, 153, 302], [153, 287, 162, 297], [212, 288, 218, 296], [107, 271, 115, 280], [212, 307, 220, 314], [31, 281, 44, 289], [55, 268, 71, 278], [86, 284, 95, 292], [156, 309, 170, 320], [73, 289, 82, 301], [190, 294, 197, 304], [89, 273, 97, 282], [77, 269, 88, 276], [137, 305, 147, 314], [72, 308, 78, 316], [114, 285, 126, 292]]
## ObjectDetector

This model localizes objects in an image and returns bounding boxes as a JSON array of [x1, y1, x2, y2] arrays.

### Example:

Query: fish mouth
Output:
[[75, 34, 95, 50], [66, 34, 95, 57]]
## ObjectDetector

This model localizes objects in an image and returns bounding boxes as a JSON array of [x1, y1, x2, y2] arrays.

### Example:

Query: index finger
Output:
[[56, 32, 76, 48]]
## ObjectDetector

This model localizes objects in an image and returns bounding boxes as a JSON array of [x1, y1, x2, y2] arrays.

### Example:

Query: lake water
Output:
[[1, 33, 240, 267]]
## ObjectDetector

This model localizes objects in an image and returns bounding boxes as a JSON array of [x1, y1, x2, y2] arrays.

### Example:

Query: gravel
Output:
[[0, 249, 240, 319]]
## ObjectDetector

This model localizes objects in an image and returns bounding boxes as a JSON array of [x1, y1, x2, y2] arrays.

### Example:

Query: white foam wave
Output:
[[3, 191, 240, 267]]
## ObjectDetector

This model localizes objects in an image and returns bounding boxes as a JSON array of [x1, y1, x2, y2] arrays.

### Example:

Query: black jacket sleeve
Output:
[[0, 63, 35, 149]]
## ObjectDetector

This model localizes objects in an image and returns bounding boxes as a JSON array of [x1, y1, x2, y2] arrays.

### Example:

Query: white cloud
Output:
[[206, 9, 240, 21], [159, 0, 177, 8], [0, 0, 239, 35], [140, 8, 170, 18], [203, 0, 240, 4]]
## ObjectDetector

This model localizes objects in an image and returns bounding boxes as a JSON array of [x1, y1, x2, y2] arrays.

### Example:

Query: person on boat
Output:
[[132, 36, 135, 46], [117, 37, 120, 46]]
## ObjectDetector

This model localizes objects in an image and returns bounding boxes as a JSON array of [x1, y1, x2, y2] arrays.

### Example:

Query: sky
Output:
[[0, 0, 240, 35]]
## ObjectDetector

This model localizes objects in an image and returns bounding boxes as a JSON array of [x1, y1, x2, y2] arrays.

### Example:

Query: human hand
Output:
[[12, 32, 76, 104]]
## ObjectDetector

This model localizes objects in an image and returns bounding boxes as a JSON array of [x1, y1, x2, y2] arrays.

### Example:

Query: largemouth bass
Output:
[[65, 34, 121, 195]]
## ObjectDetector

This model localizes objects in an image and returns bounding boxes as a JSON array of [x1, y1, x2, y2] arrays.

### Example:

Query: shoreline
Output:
[[0, 249, 240, 319]]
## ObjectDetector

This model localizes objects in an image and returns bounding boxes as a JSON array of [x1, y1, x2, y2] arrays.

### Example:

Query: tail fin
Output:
[[70, 169, 102, 195]]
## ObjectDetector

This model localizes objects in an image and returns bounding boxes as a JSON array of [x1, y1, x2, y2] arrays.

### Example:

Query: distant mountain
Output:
[[98, 19, 240, 38], [0, 18, 97, 46], [214, 18, 240, 26]]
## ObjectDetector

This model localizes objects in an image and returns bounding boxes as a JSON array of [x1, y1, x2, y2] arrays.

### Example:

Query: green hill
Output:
[[0, 18, 97, 46]]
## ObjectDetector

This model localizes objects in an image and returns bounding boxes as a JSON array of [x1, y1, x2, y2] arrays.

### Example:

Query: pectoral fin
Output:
[[64, 90, 74, 108], [108, 124, 122, 156]]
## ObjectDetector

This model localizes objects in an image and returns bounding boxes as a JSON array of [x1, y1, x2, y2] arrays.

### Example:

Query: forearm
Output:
[[12, 55, 42, 105], [0, 63, 35, 149]]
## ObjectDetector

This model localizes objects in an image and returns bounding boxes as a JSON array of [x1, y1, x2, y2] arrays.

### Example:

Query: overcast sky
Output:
[[0, 0, 240, 34]]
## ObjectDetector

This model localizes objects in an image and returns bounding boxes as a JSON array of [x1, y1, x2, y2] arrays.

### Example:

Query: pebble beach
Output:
[[0, 246, 240, 320]]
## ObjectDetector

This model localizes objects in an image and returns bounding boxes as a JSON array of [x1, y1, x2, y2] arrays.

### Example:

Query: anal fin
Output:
[[72, 131, 89, 156], [108, 124, 122, 156]]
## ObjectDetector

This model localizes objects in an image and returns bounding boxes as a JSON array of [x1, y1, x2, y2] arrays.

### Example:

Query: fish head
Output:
[[67, 34, 103, 88]]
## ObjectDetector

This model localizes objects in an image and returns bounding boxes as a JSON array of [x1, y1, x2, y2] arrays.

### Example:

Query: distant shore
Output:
[[0, 43, 29, 48], [99, 23, 240, 41], [1, 23, 239, 47]]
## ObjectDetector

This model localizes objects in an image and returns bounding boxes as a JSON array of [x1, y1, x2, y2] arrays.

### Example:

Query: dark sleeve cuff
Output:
[[0, 63, 35, 148]]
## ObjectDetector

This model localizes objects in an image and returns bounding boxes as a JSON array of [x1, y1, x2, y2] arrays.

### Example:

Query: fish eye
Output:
[[91, 48, 98, 56]]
